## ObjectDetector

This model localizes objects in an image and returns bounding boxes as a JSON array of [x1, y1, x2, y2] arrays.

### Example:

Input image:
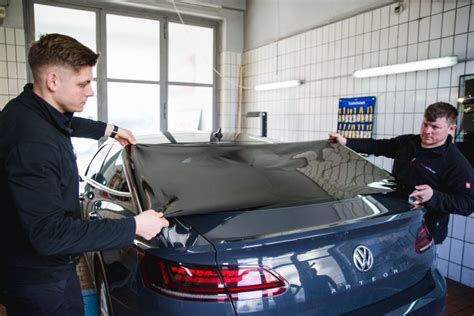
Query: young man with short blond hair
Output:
[[0, 33, 169, 315]]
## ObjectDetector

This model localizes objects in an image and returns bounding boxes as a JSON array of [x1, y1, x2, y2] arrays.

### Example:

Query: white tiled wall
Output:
[[217, 51, 242, 132], [238, 0, 474, 287], [0, 27, 27, 111]]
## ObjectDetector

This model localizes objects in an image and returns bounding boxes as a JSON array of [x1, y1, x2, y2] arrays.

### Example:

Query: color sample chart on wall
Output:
[[337, 96, 376, 139]]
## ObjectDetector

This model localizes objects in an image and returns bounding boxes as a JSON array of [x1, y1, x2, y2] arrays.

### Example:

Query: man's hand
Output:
[[106, 124, 136, 145], [115, 127, 136, 146], [134, 210, 169, 240], [328, 132, 347, 145], [409, 185, 434, 205]]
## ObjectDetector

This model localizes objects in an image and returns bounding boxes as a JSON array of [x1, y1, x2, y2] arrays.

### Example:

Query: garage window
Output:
[[32, 3, 99, 176], [168, 23, 214, 132], [27, 1, 217, 176]]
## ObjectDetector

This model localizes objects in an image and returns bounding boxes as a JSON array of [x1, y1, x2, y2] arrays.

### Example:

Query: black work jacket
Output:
[[0, 84, 136, 287], [347, 135, 474, 244]]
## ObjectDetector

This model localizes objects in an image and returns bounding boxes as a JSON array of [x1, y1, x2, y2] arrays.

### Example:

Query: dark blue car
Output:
[[80, 133, 446, 315]]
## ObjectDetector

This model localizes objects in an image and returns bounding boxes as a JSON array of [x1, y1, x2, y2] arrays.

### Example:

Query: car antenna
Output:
[[213, 127, 223, 142]]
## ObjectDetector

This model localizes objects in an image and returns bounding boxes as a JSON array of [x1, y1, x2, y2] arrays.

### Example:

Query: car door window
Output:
[[100, 145, 130, 193], [85, 144, 111, 184]]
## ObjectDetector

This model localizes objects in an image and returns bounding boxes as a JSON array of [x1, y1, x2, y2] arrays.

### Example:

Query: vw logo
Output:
[[353, 245, 374, 272]]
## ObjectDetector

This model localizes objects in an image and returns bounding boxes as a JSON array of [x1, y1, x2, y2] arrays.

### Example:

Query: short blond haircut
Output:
[[28, 33, 99, 81]]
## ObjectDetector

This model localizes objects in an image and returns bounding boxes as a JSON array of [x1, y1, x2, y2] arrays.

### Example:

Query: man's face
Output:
[[52, 65, 94, 113], [419, 116, 455, 148]]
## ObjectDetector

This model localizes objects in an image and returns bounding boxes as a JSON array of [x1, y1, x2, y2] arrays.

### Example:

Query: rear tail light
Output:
[[139, 252, 288, 301], [415, 224, 434, 253]]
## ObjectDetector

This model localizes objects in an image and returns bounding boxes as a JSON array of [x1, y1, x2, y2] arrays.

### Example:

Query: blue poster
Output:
[[337, 96, 376, 139]]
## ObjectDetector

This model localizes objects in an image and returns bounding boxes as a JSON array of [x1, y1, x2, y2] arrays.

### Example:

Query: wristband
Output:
[[110, 125, 119, 138]]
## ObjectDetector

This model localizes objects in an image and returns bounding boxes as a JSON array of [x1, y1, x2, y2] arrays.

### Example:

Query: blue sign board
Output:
[[337, 96, 376, 139]]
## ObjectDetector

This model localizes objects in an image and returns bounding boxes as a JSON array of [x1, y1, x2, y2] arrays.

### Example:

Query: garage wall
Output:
[[241, 0, 474, 287], [244, 0, 396, 51], [0, 1, 27, 110], [217, 51, 241, 132]]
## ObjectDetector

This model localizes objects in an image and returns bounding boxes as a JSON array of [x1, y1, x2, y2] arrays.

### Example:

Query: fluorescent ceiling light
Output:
[[353, 56, 458, 78], [254, 80, 303, 91]]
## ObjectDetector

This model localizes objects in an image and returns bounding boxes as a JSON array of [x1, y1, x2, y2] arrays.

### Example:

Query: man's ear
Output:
[[45, 71, 59, 92], [448, 123, 456, 135]]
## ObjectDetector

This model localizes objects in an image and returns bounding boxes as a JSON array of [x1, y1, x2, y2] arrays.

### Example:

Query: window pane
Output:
[[107, 14, 160, 81], [108, 82, 160, 136], [169, 23, 213, 84], [72, 81, 99, 177], [34, 4, 96, 48], [34, 4, 97, 77], [168, 85, 212, 132]]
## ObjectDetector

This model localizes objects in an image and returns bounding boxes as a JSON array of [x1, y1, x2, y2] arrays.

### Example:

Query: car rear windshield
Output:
[[129, 140, 394, 217]]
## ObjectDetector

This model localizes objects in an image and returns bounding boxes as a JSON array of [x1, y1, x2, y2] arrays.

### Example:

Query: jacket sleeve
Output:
[[425, 157, 474, 216], [6, 142, 136, 256], [71, 117, 107, 140], [346, 135, 408, 158]]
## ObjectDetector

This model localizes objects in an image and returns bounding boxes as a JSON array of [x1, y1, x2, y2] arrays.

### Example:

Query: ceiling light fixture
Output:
[[254, 80, 304, 91], [352, 56, 458, 78]]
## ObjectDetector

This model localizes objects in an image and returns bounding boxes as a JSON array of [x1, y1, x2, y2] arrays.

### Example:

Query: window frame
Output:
[[24, 0, 219, 133]]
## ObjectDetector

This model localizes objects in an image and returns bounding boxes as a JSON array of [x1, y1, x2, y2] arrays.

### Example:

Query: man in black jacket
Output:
[[0, 34, 169, 315], [329, 102, 473, 244]]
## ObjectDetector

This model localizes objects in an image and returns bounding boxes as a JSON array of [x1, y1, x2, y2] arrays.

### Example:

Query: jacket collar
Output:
[[411, 134, 452, 156], [18, 84, 73, 135]]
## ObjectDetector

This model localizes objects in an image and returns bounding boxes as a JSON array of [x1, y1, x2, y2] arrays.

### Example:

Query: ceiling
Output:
[[244, 0, 398, 49], [64, 0, 396, 23]]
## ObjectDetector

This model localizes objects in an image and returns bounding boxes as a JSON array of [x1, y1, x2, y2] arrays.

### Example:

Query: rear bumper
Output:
[[345, 268, 446, 316], [386, 268, 446, 316]]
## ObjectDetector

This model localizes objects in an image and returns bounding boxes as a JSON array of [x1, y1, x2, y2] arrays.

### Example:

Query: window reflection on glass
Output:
[[34, 4, 97, 77], [168, 86, 212, 132], [108, 82, 160, 136], [85, 144, 110, 183], [169, 23, 213, 84], [107, 14, 160, 81], [100, 146, 129, 192]]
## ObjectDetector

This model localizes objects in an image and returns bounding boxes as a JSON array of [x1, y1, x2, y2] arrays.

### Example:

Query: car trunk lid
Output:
[[181, 195, 435, 314]]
